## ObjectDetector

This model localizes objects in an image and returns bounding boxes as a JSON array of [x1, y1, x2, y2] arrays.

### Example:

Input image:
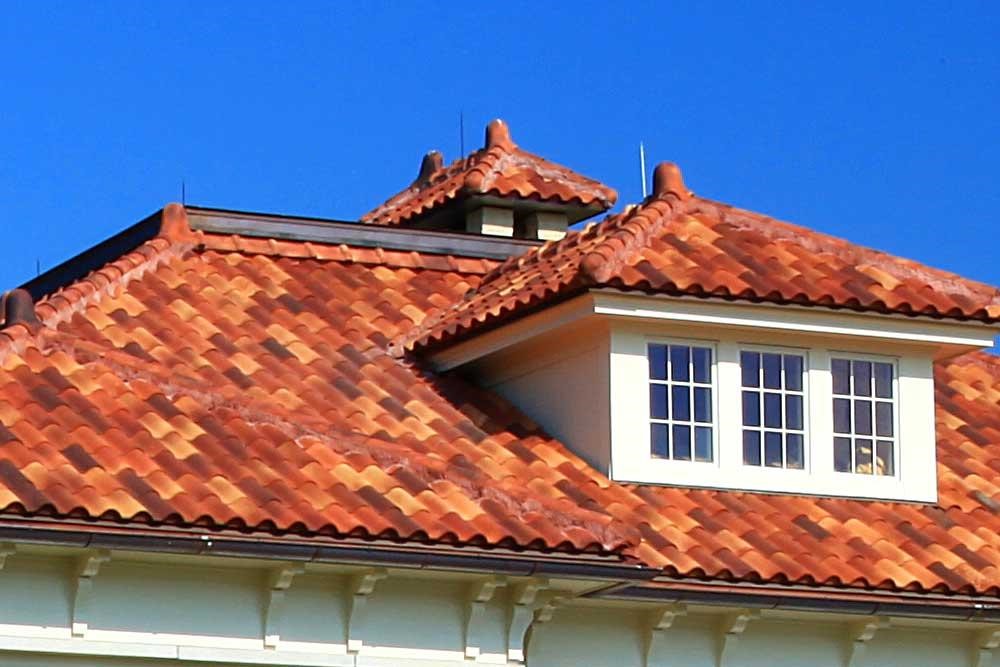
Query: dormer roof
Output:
[[399, 162, 1000, 352], [361, 119, 617, 227]]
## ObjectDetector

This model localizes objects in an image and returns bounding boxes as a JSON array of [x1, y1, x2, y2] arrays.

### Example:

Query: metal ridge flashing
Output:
[[186, 206, 542, 260]]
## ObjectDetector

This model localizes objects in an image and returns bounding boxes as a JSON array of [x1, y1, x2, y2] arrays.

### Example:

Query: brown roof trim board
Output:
[[399, 162, 1000, 352], [186, 206, 541, 260]]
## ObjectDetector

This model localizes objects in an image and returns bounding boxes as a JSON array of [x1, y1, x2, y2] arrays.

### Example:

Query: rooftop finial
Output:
[[484, 119, 513, 149], [2, 289, 38, 328], [415, 151, 443, 184], [651, 162, 691, 200]]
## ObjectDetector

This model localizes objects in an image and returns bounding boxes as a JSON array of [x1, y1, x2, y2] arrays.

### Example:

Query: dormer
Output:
[[398, 162, 1000, 503], [361, 119, 617, 241]]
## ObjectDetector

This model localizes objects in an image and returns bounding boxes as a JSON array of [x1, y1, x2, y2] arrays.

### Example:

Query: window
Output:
[[831, 358, 896, 476], [740, 350, 806, 469], [648, 343, 714, 462]]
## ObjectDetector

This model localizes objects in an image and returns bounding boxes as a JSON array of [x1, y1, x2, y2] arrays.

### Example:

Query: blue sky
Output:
[[1, 1, 998, 295]]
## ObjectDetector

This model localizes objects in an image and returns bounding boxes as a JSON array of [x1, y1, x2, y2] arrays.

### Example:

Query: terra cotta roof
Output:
[[361, 119, 617, 226], [1, 201, 1000, 597], [400, 163, 1000, 352]]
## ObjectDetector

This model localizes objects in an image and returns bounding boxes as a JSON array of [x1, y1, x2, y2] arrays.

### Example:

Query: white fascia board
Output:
[[593, 291, 998, 350], [427, 294, 597, 371]]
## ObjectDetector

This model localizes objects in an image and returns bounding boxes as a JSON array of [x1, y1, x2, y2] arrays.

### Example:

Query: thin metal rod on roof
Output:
[[640, 142, 648, 198], [181, 180, 186, 206], [459, 112, 465, 156]]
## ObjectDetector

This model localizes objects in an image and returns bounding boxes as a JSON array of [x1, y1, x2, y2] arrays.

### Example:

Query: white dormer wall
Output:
[[446, 292, 998, 503]]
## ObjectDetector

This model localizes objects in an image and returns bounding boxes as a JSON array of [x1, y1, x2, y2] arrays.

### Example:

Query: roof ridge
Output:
[[0, 204, 197, 360], [579, 195, 686, 282]]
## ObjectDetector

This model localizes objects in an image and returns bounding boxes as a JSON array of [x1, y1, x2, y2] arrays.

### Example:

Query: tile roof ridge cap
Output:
[[580, 195, 687, 283], [33, 224, 196, 333], [694, 194, 1000, 311]]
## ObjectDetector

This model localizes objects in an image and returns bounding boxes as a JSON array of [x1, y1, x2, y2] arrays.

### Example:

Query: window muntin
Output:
[[740, 350, 806, 469], [831, 357, 896, 476], [648, 343, 714, 462]]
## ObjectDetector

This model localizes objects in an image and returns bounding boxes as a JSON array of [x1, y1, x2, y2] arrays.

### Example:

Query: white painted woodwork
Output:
[[347, 568, 387, 652], [506, 579, 548, 663], [459, 289, 987, 502], [467, 206, 515, 237], [465, 577, 505, 659], [263, 564, 305, 648], [0, 546, 994, 666], [644, 604, 687, 667], [72, 549, 111, 638]]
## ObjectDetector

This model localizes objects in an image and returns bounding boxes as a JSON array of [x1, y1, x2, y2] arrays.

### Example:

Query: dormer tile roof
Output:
[[361, 120, 617, 226], [400, 163, 1000, 352]]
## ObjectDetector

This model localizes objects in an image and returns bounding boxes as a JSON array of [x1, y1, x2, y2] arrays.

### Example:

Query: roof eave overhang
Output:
[[4, 519, 999, 623], [424, 290, 1000, 371]]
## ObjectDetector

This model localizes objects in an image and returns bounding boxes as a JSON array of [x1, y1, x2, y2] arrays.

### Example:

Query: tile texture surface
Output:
[[362, 120, 617, 226], [0, 200, 999, 597]]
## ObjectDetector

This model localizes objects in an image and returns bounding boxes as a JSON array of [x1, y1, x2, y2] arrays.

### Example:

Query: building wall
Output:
[[0, 545, 994, 667], [472, 322, 612, 476]]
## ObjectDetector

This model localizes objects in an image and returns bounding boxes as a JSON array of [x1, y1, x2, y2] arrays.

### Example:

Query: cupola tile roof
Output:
[[361, 119, 617, 227], [400, 162, 1000, 352]]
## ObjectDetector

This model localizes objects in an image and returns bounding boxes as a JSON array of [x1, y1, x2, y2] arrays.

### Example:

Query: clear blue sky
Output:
[[1, 1, 998, 295]]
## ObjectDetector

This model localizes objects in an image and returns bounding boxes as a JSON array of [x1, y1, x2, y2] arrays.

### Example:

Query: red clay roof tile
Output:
[[362, 119, 617, 226], [400, 163, 1000, 351], [0, 190, 999, 597]]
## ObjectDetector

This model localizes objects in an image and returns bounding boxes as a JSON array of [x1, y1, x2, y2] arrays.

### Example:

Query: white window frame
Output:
[[829, 351, 900, 478], [646, 339, 718, 464], [610, 325, 938, 502], [642, 336, 720, 471], [737, 344, 810, 472]]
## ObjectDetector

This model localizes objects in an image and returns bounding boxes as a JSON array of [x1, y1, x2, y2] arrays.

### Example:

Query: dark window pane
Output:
[[764, 432, 783, 467], [831, 358, 851, 395], [672, 425, 691, 460], [651, 423, 669, 458], [743, 431, 761, 466], [853, 361, 872, 397], [855, 438, 874, 474], [672, 385, 690, 421], [693, 347, 712, 383], [786, 434, 804, 469], [742, 391, 760, 426], [876, 440, 894, 476], [833, 398, 851, 433], [763, 353, 782, 389], [834, 437, 852, 472], [786, 394, 803, 430], [670, 346, 690, 381], [854, 399, 872, 435], [764, 393, 782, 428], [784, 355, 803, 391], [694, 387, 712, 423], [648, 344, 667, 380], [874, 362, 893, 399], [650, 384, 668, 420], [695, 427, 713, 462], [741, 351, 760, 387], [875, 402, 893, 437]]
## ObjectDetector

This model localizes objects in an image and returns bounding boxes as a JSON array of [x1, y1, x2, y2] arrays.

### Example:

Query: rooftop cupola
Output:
[[361, 119, 617, 241]]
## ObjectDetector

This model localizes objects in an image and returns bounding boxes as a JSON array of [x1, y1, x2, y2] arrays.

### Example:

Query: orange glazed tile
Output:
[[0, 196, 998, 600]]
